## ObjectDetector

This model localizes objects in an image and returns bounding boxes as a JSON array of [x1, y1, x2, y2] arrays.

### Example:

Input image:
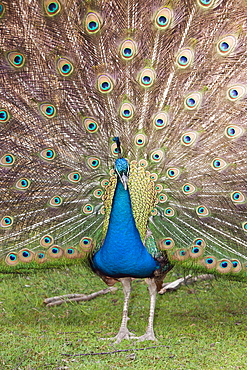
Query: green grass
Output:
[[0, 266, 246, 370]]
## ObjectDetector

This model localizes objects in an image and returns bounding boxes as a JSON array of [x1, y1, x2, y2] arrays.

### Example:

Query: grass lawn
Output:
[[0, 265, 246, 370]]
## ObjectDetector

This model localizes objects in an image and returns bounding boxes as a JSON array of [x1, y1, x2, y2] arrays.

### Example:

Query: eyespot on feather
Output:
[[200, 256, 217, 269], [40, 148, 56, 161], [231, 259, 242, 273], [217, 35, 237, 56], [134, 134, 147, 148], [97, 75, 114, 93], [120, 40, 137, 60], [227, 85, 246, 101], [39, 103, 56, 118], [40, 235, 54, 247], [153, 112, 168, 130], [49, 196, 63, 207], [172, 249, 189, 261], [0, 109, 11, 123], [87, 157, 101, 169], [193, 238, 206, 248], [57, 57, 74, 76], [138, 68, 155, 88], [150, 150, 164, 163], [67, 172, 81, 183], [230, 191, 245, 203], [159, 238, 175, 250], [216, 259, 232, 273], [0, 3, 6, 18], [93, 189, 103, 198], [155, 184, 163, 193], [196, 205, 209, 217], [197, 0, 215, 8], [83, 118, 99, 133], [154, 7, 172, 30], [80, 237, 93, 251], [64, 247, 79, 259], [138, 159, 148, 168], [164, 207, 175, 217], [176, 48, 193, 69], [211, 158, 227, 171], [18, 249, 34, 263], [0, 216, 14, 228], [181, 132, 197, 146], [7, 51, 25, 68], [182, 183, 196, 195], [150, 173, 158, 181], [189, 245, 204, 258], [85, 12, 102, 34], [224, 125, 243, 139], [5, 253, 19, 266], [83, 204, 94, 214], [15, 178, 31, 190], [158, 193, 168, 203], [242, 221, 247, 231], [0, 153, 15, 166], [167, 168, 180, 179], [35, 251, 47, 263], [48, 245, 63, 258], [184, 92, 202, 110], [120, 103, 134, 120], [44, 0, 61, 16]]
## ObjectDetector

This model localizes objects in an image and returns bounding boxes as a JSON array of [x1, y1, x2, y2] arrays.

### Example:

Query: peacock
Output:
[[0, 0, 247, 344]]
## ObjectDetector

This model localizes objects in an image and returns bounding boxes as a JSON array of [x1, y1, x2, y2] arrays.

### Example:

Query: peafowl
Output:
[[1, 0, 247, 343]]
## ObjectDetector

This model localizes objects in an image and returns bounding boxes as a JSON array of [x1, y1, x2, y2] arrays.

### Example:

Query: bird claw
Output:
[[136, 329, 158, 342], [102, 328, 138, 343]]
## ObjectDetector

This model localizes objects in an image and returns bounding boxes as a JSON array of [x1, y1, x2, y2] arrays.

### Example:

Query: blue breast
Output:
[[92, 180, 160, 278]]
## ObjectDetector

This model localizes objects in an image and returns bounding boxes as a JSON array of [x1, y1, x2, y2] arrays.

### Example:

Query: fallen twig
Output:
[[44, 286, 118, 306]]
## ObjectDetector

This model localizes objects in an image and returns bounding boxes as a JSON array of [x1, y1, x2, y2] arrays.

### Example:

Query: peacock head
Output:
[[112, 137, 129, 190]]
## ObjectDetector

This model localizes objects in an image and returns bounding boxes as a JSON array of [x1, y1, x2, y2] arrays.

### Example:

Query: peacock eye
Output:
[[120, 40, 137, 60], [196, 205, 209, 217], [87, 157, 101, 169], [138, 69, 155, 88], [68, 172, 81, 183], [39, 103, 56, 118], [85, 12, 102, 34], [0, 109, 10, 122], [44, 0, 61, 16], [97, 75, 114, 93], [40, 234, 54, 247], [0, 153, 15, 166], [197, 0, 215, 8], [154, 7, 172, 30], [40, 148, 56, 161], [153, 112, 169, 130], [15, 178, 31, 190], [184, 93, 202, 110], [211, 158, 227, 171], [227, 85, 246, 101], [7, 52, 25, 68], [83, 204, 94, 214], [176, 48, 193, 69], [57, 57, 74, 77], [49, 196, 63, 207], [167, 168, 180, 179]]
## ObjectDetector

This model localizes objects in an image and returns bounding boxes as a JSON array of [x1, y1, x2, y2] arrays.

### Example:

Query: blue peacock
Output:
[[0, 0, 247, 343]]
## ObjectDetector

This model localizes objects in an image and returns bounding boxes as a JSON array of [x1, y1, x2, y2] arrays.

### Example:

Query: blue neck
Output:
[[92, 180, 160, 278]]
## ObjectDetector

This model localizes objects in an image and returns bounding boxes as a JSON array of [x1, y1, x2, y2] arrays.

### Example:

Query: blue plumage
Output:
[[92, 178, 160, 278]]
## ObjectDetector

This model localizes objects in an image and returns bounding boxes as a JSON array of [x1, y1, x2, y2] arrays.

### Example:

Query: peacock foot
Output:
[[136, 329, 157, 342], [102, 328, 138, 344]]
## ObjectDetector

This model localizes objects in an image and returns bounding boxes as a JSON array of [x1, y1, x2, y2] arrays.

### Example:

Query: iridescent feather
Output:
[[0, 0, 247, 343]]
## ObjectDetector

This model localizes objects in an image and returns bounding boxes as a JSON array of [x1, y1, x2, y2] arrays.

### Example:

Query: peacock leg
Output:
[[106, 277, 137, 343], [137, 278, 158, 342]]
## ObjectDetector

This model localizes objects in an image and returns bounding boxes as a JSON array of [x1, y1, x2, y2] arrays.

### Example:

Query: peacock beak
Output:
[[120, 173, 128, 190]]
